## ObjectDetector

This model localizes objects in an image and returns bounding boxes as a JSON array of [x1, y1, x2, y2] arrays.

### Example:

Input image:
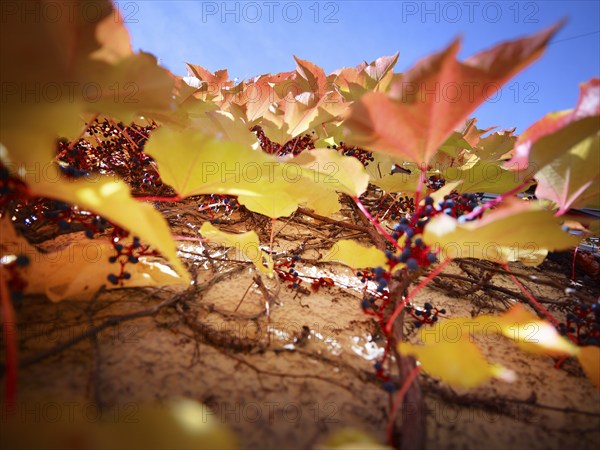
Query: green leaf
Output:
[[293, 148, 370, 197], [443, 159, 533, 195]]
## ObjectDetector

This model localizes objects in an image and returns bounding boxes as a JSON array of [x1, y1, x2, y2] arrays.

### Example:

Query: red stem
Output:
[[413, 165, 427, 207], [571, 247, 578, 281], [385, 259, 452, 335], [502, 263, 559, 326], [353, 197, 404, 251], [386, 365, 421, 445], [0, 271, 18, 412]]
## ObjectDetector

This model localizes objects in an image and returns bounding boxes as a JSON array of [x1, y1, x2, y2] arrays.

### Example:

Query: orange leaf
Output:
[[578, 346, 600, 389], [343, 22, 563, 165]]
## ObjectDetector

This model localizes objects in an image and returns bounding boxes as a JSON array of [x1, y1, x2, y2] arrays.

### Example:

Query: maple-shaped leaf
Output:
[[399, 338, 513, 389], [292, 148, 369, 197], [420, 305, 579, 357], [422, 198, 580, 265], [494, 304, 579, 356], [0, 0, 174, 170], [293, 56, 330, 97], [474, 129, 518, 161], [334, 53, 399, 101], [442, 158, 534, 194], [200, 222, 272, 274], [185, 63, 234, 104], [229, 74, 280, 125], [507, 78, 599, 172], [321, 240, 388, 269], [24, 176, 189, 282], [364, 153, 420, 193], [343, 23, 562, 166], [260, 58, 348, 144], [145, 127, 358, 218], [535, 133, 600, 212], [0, 218, 183, 302]]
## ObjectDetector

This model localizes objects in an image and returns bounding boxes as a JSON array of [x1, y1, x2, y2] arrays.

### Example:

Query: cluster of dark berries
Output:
[[252, 126, 316, 156], [106, 236, 159, 285], [198, 194, 239, 224], [274, 254, 302, 289], [372, 195, 416, 220], [427, 175, 446, 191], [35, 200, 109, 239], [408, 302, 446, 328], [388, 218, 438, 272], [56, 119, 162, 192], [327, 142, 375, 167], [558, 302, 600, 346], [440, 192, 483, 222]]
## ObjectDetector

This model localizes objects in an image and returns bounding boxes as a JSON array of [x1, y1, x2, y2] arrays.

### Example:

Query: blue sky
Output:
[[124, 1, 599, 133]]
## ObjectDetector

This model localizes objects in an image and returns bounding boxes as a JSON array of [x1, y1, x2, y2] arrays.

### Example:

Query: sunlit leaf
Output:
[[534, 133, 600, 213], [0, 218, 183, 302], [293, 148, 370, 197], [343, 23, 562, 165], [423, 198, 580, 265], [27, 176, 189, 282], [443, 159, 533, 194], [578, 346, 600, 389], [322, 240, 388, 269], [507, 78, 599, 171], [200, 222, 273, 274], [399, 339, 512, 389]]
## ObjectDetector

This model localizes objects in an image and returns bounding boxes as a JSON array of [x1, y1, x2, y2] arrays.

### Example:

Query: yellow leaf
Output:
[[322, 240, 388, 269], [399, 339, 512, 389], [423, 198, 581, 265], [443, 160, 534, 194], [200, 222, 273, 274], [293, 148, 370, 198], [29, 177, 189, 282], [1, 218, 183, 302], [578, 346, 600, 389]]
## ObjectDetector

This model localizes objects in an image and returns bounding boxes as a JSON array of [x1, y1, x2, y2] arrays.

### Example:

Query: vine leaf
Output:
[[578, 346, 600, 389], [293, 148, 370, 198], [0, 218, 183, 302], [410, 304, 591, 388], [0, 0, 174, 170], [534, 128, 600, 212], [28, 177, 190, 282], [334, 53, 399, 101], [399, 338, 513, 389], [200, 222, 273, 274], [442, 159, 533, 195], [145, 127, 367, 218], [343, 23, 562, 165], [507, 78, 599, 172], [422, 198, 580, 266], [322, 240, 388, 269]]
